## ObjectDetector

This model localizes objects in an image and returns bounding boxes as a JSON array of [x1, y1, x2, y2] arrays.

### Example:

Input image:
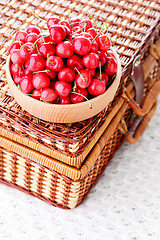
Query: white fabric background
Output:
[[0, 96, 160, 240]]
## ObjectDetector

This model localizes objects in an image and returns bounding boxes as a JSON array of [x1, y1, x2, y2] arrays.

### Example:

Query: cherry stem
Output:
[[91, 22, 105, 43], [32, 69, 48, 74], [104, 23, 109, 43], [34, 12, 47, 23], [74, 66, 86, 83], [107, 52, 115, 59], [32, 34, 50, 47], [18, 39, 23, 47], [15, 64, 22, 76], [47, 54, 55, 65], [68, 9, 76, 32], [99, 60, 102, 81], [65, 38, 73, 43], [71, 91, 92, 109], [83, 22, 87, 35], [87, 14, 97, 30]]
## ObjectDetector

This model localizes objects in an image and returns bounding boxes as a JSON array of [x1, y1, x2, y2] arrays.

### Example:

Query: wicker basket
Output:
[[0, 0, 160, 209]]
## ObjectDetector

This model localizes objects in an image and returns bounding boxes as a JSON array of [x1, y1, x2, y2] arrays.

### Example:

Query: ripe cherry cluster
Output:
[[9, 16, 117, 104]]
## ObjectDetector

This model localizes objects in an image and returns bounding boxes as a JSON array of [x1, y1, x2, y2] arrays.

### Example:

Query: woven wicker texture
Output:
[[0, 0, 160, 162], [0, 0, 160, 208]]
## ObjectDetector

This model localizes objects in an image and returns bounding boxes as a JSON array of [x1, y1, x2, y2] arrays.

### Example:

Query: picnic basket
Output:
[[0, 0, 160, 209]]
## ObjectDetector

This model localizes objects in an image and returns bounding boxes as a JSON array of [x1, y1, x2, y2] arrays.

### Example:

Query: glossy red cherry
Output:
[[11, 63, 24, 76], [46, 55, 63, 71], [27, 54, 45, 72], [37, 33, 51, 45], [82, 52, 99, 69], [79, 19, 94, 31], [13, 74, 23, 84], [86, 68, 95, 77], [55, 81, 71, 97], [95, 72, 109, 85], [70, 18, 81, 27], [97, 50, 108, 66], [40, 88, 58, 102], [56, 41, 74, 58], [25, 33, 38, 43], [11, 49, 25, 65], [46, 69, 57, 79], [75, 69, 92, 89], [87, 28, 97, 38], [39, 42, 55, 58], [66, 55, 83, 71], [58, 68, 75, 82], [26, 25, 41, 35], [97, 35, 111, 52], [32, 89, 41, 100], [87, 78, 106, 95], [73, 36, 91, 55], [20, 42, 37, 60], [70, 88, 88, 104], [32, 72, 50, 89], [49, 25, 67, 44], [104, 57, 117, 75], [15, 30, 27, 42], [47, 17, 60, 29], [20, 76, 34, 94], [106, 49, 116, 59], [23, 68, 32, 78], [8, 40, 24, 54], [60, 96, 71, 104], [90, 41, 98, 52]]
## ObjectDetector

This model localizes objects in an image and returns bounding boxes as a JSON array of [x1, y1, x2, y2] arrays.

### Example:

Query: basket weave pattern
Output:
[[0, 0, 160, 208]]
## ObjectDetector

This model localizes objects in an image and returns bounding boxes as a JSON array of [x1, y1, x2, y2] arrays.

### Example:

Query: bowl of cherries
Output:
[[6, 16, 121, 123]]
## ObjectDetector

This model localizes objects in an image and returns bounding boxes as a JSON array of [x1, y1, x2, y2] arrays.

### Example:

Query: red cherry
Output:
[[37, 33, 51, 45], [97, 35, 111, 52], [58, 68, 75, 82], [97, 50, 108, 66], [79, 32, 93, 41], [32, 72, 50, 89], [87, 78, 106, 95], [46, 55, 63, 72], [86, 68, 95, 77], [60, 20, 72, 31], [40, 88, 58, 102], [87, 28, 97, 38], [27, 54, 45, 72], [95, 72, 109, 85], [20, 76, 34, 94], [39, 42, 55, 58], [60, 96, 71, 104], [11, 49, 25, 65], [90, 41, 98, 52], [106, 49, 116, 59], [46, 69, 57, 79], [15, 30, 27, 42], [23, 68, 32, 78], [56, 41, 74, 58], [73, 36, 91, 55], [49, 25, 66, 44], [70, 88, 88, 104], [20, 42, 37, 60], [25, 33, 38, 43], [82, 52, 99, 69], [49, 79, 56, 89], [13, 74, 23, 84], [26, 25, 41, 35], [79, 19, 94, 31], [55, 81, 71, 97], [75, 69, 92, 89], [11, 64, 24, 76], [8, 40, 24, 54], [104, 57, 117, 75], [66, 55, 83, 71], [47, 17, 60, 29], [70, 18, 81, 27], [32, 89, 41, 100]]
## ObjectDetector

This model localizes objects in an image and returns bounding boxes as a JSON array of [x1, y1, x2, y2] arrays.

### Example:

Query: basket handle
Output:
[[118, 99, 158, 144], [121, 78, 160, 116]]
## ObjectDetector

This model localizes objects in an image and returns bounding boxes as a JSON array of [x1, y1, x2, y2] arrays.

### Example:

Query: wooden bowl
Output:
[[6, 47, 121, 123]]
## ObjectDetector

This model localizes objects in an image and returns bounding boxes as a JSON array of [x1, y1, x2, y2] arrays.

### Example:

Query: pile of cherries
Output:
[[9, 16, 117, 105]]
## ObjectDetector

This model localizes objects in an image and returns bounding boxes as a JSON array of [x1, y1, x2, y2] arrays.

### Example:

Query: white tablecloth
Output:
[[0, 96, 160, 240]]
